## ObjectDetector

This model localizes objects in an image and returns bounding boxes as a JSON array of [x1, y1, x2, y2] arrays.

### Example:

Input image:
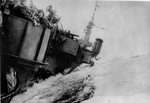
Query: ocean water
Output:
[[11, 54, 150, 103]]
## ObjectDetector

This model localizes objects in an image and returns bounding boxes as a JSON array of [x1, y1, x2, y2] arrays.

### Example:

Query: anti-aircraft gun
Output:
[[0, 1, 103, 102]]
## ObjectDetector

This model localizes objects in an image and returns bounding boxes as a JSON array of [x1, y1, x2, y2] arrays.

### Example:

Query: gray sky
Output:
[[33, 0, 150, 61]]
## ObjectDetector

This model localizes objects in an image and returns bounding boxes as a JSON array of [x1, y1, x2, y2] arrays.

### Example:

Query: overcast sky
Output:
[[33, 0, 150, 61]]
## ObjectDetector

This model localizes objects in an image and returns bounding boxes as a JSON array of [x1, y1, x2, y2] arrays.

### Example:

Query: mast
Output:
[[84, 1, 99, 45]]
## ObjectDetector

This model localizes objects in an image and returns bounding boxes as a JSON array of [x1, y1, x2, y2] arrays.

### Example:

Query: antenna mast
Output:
[[84, 1, 99, 45]]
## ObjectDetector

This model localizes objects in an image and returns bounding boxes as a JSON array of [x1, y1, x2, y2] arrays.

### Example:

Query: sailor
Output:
[[47, 5, 55, 23], [38, 10, 50, 28], [46, 5, 60, 24], [46, 5, 53, 15]]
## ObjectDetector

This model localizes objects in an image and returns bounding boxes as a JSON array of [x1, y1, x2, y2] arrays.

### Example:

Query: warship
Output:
[[0, 0, 103, 102]]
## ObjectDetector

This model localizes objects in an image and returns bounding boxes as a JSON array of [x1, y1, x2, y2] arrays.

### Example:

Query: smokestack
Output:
[[91, 38, 103, 57]]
